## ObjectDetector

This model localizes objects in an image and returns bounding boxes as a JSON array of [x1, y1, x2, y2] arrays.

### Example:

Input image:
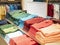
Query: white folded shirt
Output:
[[4, 31, 23, 44]]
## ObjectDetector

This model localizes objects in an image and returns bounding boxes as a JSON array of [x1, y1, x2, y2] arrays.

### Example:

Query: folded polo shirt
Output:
[[8, 10, 25, 16], [0, 24, 18, 36], [39, 24, 60, 36], [8, 11, 27, 20], [10, 35, 39, 45], [35, 31, 60, 44], [28, 20, 53, 36], [9, 11, 29, 19], [7, 14, 19, 25], [5, 31, 23, 44], [0, 24, 14, 30], [23, 17, 45, 31], [0, 20, 7, 25]]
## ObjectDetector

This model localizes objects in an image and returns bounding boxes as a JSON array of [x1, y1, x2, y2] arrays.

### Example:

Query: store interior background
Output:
[[0, 0, 60, 45]]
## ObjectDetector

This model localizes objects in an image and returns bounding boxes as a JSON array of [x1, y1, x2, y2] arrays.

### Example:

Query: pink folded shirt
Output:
[[10, 35, 39, 45]]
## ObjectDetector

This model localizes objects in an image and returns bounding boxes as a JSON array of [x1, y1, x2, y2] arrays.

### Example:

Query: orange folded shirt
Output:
[[35, 23, 60, 44], [39, 24, 60, 37], [10, 35, 39, 45], [35, 32, 60, 44]]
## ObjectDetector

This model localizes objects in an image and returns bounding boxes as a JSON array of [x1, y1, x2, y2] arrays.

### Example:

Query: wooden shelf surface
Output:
[[0, 1, 21, 4]]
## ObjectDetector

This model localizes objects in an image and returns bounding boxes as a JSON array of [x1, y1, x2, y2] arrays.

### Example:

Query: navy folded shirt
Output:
[[0, 20, 7, 25]]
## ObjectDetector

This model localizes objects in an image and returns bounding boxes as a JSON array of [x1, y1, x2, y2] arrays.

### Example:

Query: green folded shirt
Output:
[[8, 10, 24, 15], [9, 10, 26, 16], [0, 24, 18, 36], [8, 10, 30, 19]]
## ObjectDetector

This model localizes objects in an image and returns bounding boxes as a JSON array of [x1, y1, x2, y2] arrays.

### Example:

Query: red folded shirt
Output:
[[9, 35, 39, 45], [28, 20, 53, 36], [23, 17, 45, 31]]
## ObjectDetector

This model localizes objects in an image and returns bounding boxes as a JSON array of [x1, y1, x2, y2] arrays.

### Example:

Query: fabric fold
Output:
[[23, 17, 45, 31], [10, 35, 39, 45]]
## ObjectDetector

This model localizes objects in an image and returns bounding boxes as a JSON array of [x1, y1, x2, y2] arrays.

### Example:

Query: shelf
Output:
[[33, 0, 47, 2], [48, 2, 60, 4], [0, 1, 21, 4], [6, 18, 41, 45], [47, 0, 60, 3]]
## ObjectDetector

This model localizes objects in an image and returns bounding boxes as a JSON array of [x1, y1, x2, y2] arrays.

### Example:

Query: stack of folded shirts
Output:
[[8, 10, 26, 16], [35, 23, 60, 44], [10, 34, 39, 45], [7, 10, 26, 25], [8, 10, 37, 28], [5, 31, 24, 44], [0, 20, 7, 25], [28, 20, 60, 44], [23, 17, 45, 31], [8, 10, 28, 20], [0, 24, 18, 37], [28, 20, 53, 37]]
